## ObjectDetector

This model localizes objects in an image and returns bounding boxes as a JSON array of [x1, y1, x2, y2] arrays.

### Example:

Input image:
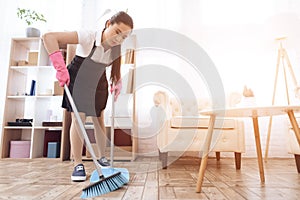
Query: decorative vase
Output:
[[26, 27, 41, 37]]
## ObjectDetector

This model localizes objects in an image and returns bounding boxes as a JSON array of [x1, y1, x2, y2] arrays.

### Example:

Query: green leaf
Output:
[[16, 7, 47, 26]]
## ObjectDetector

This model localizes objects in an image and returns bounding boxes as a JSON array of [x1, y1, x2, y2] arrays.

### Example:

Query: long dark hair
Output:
[[108, 11, 134, 84]]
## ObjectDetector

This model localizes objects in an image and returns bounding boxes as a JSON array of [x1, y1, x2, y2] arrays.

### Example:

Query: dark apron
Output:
[[62, 46, 109, 117]]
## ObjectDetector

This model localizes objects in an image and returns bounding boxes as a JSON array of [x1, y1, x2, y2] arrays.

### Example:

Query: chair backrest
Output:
[[170, 98, 199, 116], [154, 90, 242, 117]]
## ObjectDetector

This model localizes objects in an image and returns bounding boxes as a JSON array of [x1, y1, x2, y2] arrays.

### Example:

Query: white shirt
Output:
[[76, 29, 112, 65]]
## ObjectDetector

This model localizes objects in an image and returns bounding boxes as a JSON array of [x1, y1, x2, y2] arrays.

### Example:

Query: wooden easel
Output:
[[264, 37, 299, 161]]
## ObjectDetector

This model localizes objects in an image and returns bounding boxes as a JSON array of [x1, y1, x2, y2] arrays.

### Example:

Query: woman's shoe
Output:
[[71, 163, 86, 181]]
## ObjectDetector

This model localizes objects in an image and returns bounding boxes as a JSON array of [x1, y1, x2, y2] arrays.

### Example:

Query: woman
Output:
[[43, 11, 133, 181]]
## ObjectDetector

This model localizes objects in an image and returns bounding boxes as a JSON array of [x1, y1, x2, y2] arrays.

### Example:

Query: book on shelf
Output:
[[30, 80, 36, 96]]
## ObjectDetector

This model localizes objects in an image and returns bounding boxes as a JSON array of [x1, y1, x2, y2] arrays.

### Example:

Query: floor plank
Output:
[[0, 157, 300, 199]]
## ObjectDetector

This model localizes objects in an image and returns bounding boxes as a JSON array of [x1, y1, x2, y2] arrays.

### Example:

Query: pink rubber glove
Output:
[[49, 51, 70, 87], [110, 79, 122, 101]]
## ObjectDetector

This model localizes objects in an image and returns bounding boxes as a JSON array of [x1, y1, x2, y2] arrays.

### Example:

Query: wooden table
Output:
[[196, 105, 300, 192]]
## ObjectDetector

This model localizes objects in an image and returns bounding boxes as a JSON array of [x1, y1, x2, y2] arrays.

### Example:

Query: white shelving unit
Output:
[[0, 37, 64, 159]]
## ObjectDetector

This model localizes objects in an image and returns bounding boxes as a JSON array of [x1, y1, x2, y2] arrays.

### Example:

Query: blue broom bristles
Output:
[[80, 172, 128, 198]]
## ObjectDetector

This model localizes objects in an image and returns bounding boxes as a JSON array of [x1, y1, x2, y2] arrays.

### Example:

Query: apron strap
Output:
[[87, 42, 97, 58]]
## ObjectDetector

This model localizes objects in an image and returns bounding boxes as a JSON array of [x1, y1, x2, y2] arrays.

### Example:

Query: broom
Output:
[[64, 85, 127, 198], [90, 85, 130, 183]]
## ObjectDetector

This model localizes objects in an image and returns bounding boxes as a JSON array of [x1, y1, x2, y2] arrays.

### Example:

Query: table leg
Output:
[[287, 110, 300, 146], [252, 116, 265, 182], [196, 115, 216, 192]]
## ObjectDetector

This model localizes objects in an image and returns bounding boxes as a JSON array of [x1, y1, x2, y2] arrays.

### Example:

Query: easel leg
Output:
[[264, 48, 281, 162], [265, 41, 297, 162]]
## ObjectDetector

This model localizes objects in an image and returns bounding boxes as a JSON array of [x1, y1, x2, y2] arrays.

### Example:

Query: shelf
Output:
[[86, 125, 132, 130], [1, 37, 63, 160], [7, 96, 29, 100], [7, 95, 62, 99], [110, 125, 132, 129], [4, 126, 33, 129], [10, 66, 38, 74], [12, 37, 40, 49], [84, 124, 94, 129], [10, 65, 52, 69], [33, 126, 62, 130], [10, 66, 53, 75], [36, 95, 63, 98]]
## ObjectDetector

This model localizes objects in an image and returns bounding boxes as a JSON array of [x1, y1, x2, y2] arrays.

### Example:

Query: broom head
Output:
[[90, 167, 130, 183], [80, 172, 127, 198]]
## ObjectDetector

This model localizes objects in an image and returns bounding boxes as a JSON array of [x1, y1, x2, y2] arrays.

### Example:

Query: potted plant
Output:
[[17, 8, 47, 37]]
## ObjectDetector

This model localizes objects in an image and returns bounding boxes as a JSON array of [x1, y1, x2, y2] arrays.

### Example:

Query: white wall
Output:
[[0, 0, 81, 142], [175, 0, 300, 158]]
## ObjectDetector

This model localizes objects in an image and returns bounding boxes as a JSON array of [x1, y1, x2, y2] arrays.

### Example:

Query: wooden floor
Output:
[[0, 156, 300, 199]]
